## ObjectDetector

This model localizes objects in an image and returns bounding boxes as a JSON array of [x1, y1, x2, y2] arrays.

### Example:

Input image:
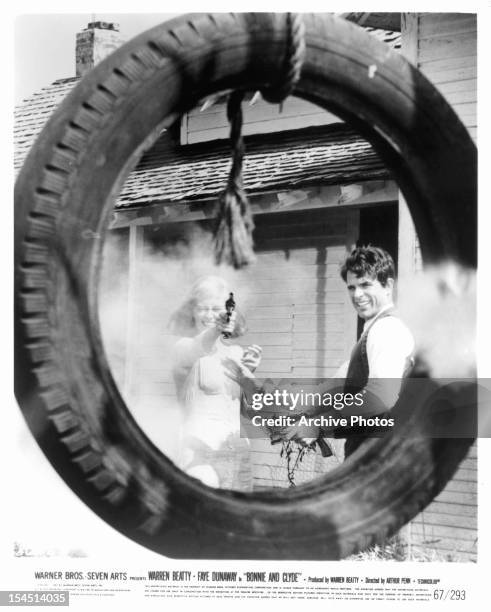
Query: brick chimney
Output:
[[76, 21, 125, 77]]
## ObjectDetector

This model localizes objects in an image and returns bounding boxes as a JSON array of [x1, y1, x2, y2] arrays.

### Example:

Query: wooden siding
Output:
[[181, 96, 342, 144], [399, 13, 477, 562], [399, 12, 476, 279], [242, 208, 358, 488], [407, 443, 477, 561], [418, 13, 477, 141]]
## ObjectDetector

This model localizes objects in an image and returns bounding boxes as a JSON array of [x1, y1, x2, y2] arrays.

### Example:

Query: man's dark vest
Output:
[[344, 307, 396, 394], [342, 307, 409, 457]]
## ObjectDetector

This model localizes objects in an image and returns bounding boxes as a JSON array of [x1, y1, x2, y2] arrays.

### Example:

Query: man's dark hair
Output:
[[340, 246, 395, 286]]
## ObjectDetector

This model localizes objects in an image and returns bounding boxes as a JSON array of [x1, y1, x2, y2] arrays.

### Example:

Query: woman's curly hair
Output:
[[168, 275, 247, 338]]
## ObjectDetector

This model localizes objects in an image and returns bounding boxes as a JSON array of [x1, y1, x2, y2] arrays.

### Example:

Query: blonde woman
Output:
[[170, 276, 261, 491]]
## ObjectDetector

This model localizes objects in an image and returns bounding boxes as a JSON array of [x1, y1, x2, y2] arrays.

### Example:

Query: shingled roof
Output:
[[117, 124, 389, 208], [15, 84, 391, 208], [15, 77, 78, 170], [14, 25, 399, 208]]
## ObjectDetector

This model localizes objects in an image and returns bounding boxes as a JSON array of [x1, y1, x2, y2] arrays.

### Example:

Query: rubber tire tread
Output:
[[14, 12, 476, 559]]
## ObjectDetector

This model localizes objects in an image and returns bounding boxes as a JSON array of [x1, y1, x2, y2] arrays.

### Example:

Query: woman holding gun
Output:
[[170, 276, 262, 491]]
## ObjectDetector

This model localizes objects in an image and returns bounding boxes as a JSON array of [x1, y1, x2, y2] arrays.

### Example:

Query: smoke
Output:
[[97, 225, 260, 463], [98, 221, 478, 487], [97, 220, 352, 477], [397, 262, 476, 378]]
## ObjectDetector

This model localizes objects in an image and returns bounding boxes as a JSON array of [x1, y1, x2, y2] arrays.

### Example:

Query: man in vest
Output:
[[281, 245, 415, 458]]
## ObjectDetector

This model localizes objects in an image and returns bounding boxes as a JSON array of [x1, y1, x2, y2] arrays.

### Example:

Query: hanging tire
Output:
[[14, 13, 476, 559]]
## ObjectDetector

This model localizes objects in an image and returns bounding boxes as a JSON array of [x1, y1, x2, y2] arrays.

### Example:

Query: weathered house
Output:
[[14, 13, 477, 561]]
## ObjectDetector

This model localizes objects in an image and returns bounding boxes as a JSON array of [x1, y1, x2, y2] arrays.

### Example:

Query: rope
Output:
[[214, 13, 306, 268], [261, 13, 306, 104], [213, 90, 255, 268]]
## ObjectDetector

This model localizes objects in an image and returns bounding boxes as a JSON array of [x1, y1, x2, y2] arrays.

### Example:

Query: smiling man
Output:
[[282, 245, 415, 458], [341, 246, 414, 382], [229, 246, 415, 459]]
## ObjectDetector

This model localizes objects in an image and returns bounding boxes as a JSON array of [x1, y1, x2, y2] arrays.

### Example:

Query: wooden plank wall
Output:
[[400, 12, 477, 280], [241, 208, 358, 488], [418, 13, 477, 142], [400, 12, 477, 561], [181, 96, 341, 144], [407, 444, 477, 561]]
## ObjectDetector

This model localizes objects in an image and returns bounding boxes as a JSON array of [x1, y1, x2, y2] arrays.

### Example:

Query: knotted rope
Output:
[[261, 13, 306, 105], [213, 90, 253, 269], [214, 13, 305, 268]]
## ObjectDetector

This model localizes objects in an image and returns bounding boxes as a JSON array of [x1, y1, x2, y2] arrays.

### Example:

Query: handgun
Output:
[[223, 292, 235, 339]]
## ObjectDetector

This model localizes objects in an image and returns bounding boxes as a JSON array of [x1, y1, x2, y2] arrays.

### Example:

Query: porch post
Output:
[[123, 223, 144, 400]]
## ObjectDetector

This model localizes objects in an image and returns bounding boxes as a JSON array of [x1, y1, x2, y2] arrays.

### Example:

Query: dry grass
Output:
[[347, 535, 471, 562], [347, 536, 407, 562]]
